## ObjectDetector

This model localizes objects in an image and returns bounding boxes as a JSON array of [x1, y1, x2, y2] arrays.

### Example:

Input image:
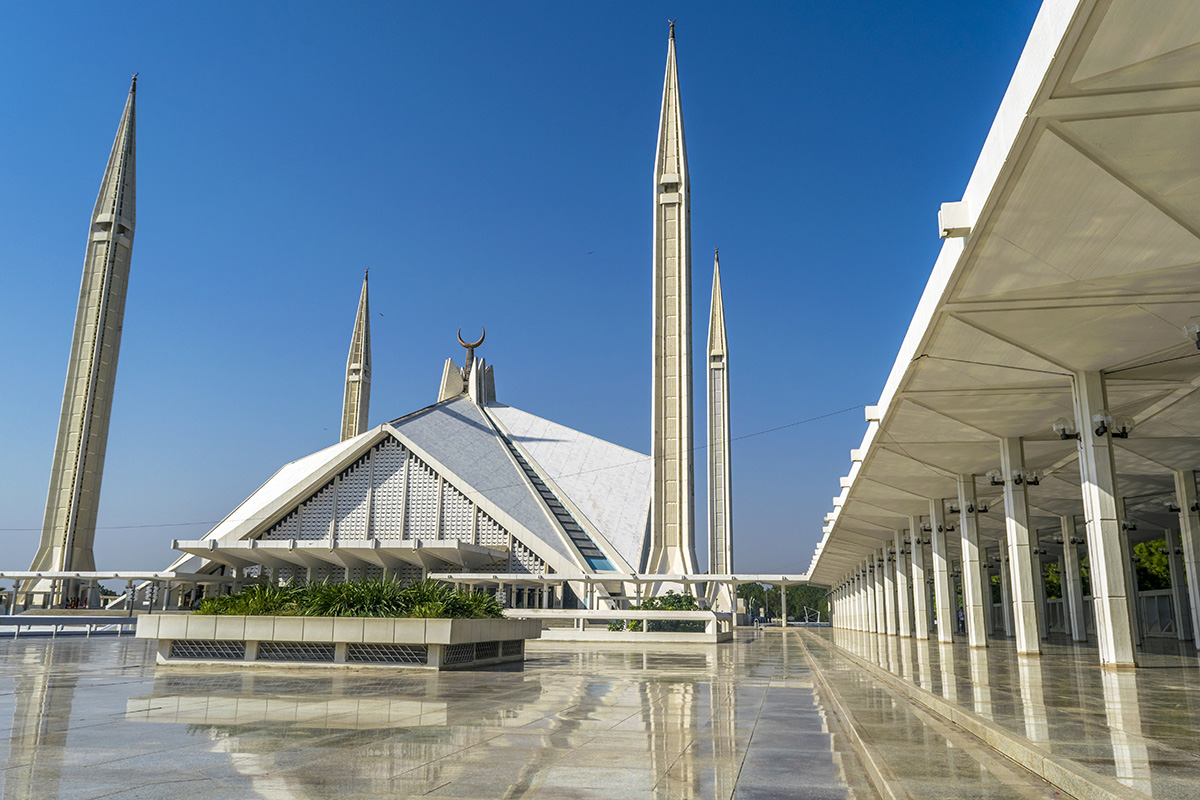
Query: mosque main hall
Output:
[[23, 26, 743, 609]]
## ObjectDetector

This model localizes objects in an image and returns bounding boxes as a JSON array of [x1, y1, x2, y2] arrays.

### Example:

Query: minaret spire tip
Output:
[[131, 73, 138, 93], [669, 19, 675, 40]]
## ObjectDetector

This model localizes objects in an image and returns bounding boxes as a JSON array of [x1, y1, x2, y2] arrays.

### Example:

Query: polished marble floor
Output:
[[818, 627, 1200, 799], [0, 632, 880, 800]]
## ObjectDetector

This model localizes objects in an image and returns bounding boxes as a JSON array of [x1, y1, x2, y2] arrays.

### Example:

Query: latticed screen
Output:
[[501, 640, 523, 657], [346, 643, 427, 664], [258, 641, 335, 662], [404, 458, 440, 539], [475, 641, 499, 660], [443, 643, 475, 664], [170, 640, 246, 660]]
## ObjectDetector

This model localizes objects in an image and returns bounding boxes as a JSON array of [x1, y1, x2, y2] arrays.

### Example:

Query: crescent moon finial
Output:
[[458, 327, 485, 349]]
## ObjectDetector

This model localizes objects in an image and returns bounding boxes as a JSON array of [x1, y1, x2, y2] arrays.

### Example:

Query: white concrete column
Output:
[[1032, 531, 1049, 640], [865, 561, 878, 633], [1061, 515, 1087, 642], [851, 572, 860, 630], [910, 516, 930, 640], [1165, 528, 1191, 641], [957, 475, 987, 647], [894, 529, 912, 637], [1074, 370, 1137, 668], [930, 499, 955, 644], [999, 437, 1041, 656], [883, 546, 897, 635], [858, 569, 868, 631], [999, 547, 1014, 636], [873, 549, 886, 633], [1173, 470, 1200, 649], [1115, 497, 1144, 646]]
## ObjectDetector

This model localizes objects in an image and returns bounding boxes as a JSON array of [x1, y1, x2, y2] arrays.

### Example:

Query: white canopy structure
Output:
[[809, 0, 1200, 668]]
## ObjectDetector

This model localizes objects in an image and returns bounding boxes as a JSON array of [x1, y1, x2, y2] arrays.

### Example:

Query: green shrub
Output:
[[607, 590, 705, 633], [194, 578, 504, 619]]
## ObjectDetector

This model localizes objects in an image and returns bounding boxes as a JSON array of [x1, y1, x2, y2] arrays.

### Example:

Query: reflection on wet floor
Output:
[[0, 632, 873, 800], [820, 628, 1200, 799]]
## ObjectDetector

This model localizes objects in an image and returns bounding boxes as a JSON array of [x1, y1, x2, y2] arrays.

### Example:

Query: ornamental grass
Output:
[[194, 579, 504, 619]]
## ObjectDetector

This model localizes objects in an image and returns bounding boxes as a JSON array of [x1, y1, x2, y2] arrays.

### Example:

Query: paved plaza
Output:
[[0, 628, 1097, 800]]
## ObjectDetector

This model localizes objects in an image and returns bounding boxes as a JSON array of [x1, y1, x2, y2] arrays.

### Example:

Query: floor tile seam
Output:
[[388, 732, 525, 778], [808, 631, 1154, 800], [725, 656, 779, 798]]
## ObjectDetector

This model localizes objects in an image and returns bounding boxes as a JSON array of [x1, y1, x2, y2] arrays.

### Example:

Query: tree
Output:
[[1133, 539, 1171, 591]]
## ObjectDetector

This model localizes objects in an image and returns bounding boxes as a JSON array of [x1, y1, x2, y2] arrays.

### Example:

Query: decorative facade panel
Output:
[[477, 510, 507, 548], [441, 483, 474, 542], [371, 438, 406, 539], [404, 458, 440, 540], [298, 480, 335, 539], [335, 454, 371, 540]]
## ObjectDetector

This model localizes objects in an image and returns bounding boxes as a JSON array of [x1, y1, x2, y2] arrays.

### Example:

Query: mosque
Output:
[[23, 26, 739, 608]]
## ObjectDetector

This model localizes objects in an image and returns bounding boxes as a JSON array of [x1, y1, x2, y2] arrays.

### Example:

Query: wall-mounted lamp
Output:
[[977, 503, 990, 513], [1165, 500, 1182, 514], [912, 536, 925, 545], [1052, 534, 1063, 544], [1069, 536, 1084, 545], [1121, 519, 1138, 532], [921, 524, 933, 533], [1175, 548, 1185, 556], [1093, 412, 1134, 438], [987, 469, 1005, 486], [1185, 321, 1200, 350], [1053, 418, 1079, 440], [946, 502, 960, 514]]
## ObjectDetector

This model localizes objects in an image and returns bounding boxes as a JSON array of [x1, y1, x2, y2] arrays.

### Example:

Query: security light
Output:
[[1053, 418, 1079, 440], [1185, 321, 1200, 349]]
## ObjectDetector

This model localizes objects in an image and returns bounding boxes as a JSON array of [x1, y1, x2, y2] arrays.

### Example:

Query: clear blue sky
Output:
[[0, 2, 1042, 575]]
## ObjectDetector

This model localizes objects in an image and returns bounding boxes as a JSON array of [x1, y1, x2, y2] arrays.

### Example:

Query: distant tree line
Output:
[[736, 582, 829, 621]]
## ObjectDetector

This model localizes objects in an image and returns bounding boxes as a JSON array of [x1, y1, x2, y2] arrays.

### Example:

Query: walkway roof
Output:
[[809, 0, 1200, 585]]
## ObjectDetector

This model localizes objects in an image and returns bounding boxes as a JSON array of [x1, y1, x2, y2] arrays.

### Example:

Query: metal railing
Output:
[[0, 615, 138, 638]]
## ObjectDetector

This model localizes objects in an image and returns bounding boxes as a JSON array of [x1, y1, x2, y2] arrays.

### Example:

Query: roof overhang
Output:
[[810, 0, 1200, 585]]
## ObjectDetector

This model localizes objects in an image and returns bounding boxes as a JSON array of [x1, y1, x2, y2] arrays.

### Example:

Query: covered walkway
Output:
[[811, 0, 1200, 670]]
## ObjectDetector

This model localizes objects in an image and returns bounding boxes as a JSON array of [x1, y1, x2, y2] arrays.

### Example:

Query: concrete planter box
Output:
[[136, 614, 542, 670]]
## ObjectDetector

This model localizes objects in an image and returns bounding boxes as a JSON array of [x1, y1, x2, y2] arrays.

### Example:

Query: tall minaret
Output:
[[707, 250, 733, 578], [646, 22, 698, 576], [30, 76, 137, 575], [340, 270, 371, 441]]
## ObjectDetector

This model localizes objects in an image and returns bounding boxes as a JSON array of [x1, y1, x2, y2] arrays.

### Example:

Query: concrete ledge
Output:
[[802, 631, 1151, 800], [138, 615, 541, 670], [539, 628, 732, 643], [792, 634, 911, 800]]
